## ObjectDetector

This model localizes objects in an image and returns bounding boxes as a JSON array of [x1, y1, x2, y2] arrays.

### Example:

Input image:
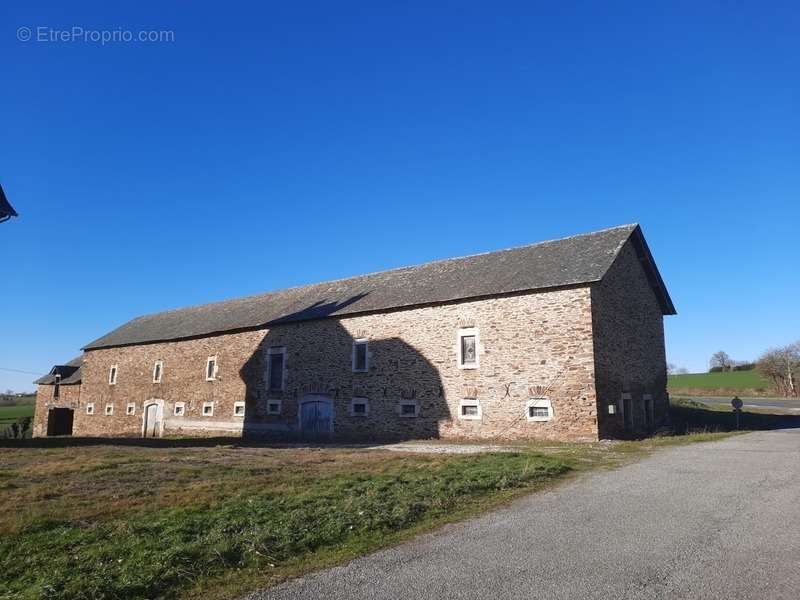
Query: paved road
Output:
[[248, 429, 800, 600], [684, 396, 800, 412]]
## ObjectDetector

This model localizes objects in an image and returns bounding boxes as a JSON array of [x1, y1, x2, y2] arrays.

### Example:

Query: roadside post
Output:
[[731, 396, 743, 430]]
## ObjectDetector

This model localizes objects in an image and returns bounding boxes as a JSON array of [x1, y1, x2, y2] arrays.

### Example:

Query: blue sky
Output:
[[1, 1, 798, 391]]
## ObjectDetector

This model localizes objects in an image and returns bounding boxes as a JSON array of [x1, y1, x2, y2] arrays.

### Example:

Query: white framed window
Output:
[[104, 404, 114, 416], [526, 397, 553, 422], [266, 347, 286, 392], [126, 403, 136, 416], [397, 400, 419, 418], [349, 397, 369, 417], [173, 402, 185, 416], [205, 356, 218, 381], [459, 399, 482, 420], [108, 365, 118, 385], [86, 403, 95, 415], [233, 401, 246, 417], [457, 328, 479, 369], [266, 399, 282, 415], [202, 401, 214, 417], [152, 360, 163, 383], [352, 339, 369, 373]]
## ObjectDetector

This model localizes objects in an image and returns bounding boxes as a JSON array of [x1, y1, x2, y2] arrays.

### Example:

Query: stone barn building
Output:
[[34, 224, 675, 442]]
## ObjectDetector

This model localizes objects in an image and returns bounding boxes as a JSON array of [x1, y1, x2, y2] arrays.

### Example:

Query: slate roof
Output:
[[34, 356, 83, 385], [83, 224, 675, 350]]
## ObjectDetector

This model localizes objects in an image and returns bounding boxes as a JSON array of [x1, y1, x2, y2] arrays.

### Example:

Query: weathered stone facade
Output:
[[33, 383, 81, 436], [34, 230, 672, 442]]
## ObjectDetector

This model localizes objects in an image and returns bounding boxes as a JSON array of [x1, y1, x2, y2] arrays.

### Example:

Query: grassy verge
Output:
[[669, 397, 800, 431], [0, 429, 733, 600], [668, 370, 776, 397]]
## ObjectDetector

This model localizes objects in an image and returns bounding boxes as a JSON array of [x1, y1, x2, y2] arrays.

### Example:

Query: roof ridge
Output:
[[129, 223, 639, 321]]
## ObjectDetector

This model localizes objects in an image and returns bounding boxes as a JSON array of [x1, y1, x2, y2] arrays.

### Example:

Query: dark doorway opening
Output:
[[47, 408, 74, 436]]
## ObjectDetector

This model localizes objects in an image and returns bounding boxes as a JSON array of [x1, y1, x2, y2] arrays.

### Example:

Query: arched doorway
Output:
[[298, 394, 333, 437], [142, 400, 163, 438]]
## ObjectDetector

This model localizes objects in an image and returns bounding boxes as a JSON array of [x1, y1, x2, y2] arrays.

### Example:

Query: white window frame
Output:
[[86, 403, 95, 415], [104, 404, 114, 416], [205, 356, 218, 381], [202, 401, 214, 417], [349, 397, 369, 417], [266, 399, 282, 415], [233, 401, 246, 417], [266, 347, 286, 392], [397, 400, 419, 418], [174, 401, 186, 416], [526, 397, 553, 422], [459, 399, 482, 420], [351, 339, 369, 373], [152, 360, 164, 383], [457, 327, 479, 369], [108, 365, 118, 385], [126, 402, 136, 416]]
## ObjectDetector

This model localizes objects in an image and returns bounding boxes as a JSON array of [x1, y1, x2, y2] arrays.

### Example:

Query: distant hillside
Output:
[[668, 370, 773, 397]]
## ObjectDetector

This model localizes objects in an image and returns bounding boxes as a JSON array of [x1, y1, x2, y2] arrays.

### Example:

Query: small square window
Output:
[[527, 397, 553, 422], [205, 357, 217, 381], [108, 365, 118, 385], [267, 400, 282, 415], [350, 398, 369, 417], [126, 403, 136, 416], [352, 340, 369, 372], [459, 400, 481, 420], [174, 402, 185, 416], [398, 401, 419, 417], [105, 404, 114, 416], [86, 403, 95, 415], [233, 402, 246, 417], [153, 360, 163, 383], [202, 402, 214, 416], [457, 328, 479, 369]]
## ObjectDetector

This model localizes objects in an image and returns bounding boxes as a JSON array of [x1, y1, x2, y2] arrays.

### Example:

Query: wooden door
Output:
[[300, 397, 332, 436], [143, 403, 161, 437]]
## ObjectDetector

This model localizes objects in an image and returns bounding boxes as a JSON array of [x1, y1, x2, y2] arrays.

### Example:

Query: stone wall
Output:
[[590, 240, 669, 438], [66, 286, 600, 442], [33, 383, 82, 437]]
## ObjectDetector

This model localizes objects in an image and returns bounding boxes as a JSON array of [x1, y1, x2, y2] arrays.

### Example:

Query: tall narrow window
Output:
[[205, 356, 217, 381], [153, 360, 163, 383], [352, 339, 368, 372], [108, 365, 118, 385], [457, 328, 479, 369], [54, 373, 61, 398], [267, 348, 285, 392]]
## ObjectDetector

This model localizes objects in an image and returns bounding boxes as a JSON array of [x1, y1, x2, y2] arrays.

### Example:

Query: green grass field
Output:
[[668, 370, 771, 394], [0, 404, 35, 425]]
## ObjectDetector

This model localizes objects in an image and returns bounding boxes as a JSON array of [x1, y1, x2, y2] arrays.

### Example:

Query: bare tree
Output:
[[709, 351, 732, 372], [758, 342, 800, 397]]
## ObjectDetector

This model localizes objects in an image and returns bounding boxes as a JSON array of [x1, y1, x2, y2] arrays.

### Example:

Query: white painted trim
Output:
[[152, 360, 163, 383], [266, 399, 282, 415], [205, 356, 218, 381], [457, 327, 480, 369], [108, 365, 118, 385], [266, 347, 287, 392], [86, 403, 95, 415], [397, 399, 420, 418], [233, 401, 246, 417], [126, 402, 136, 416], [173, 401, 186, 416], [351, 339, 369, 373], [458, 399, 482, 420], [104, 404, 114, 416], [349, 397, 369, 417], [526, 397, 553, 422], [202, 401, 214, 417]]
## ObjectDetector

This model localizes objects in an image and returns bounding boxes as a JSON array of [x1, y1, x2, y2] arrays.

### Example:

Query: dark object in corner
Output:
[[0, 184, 18, 223]]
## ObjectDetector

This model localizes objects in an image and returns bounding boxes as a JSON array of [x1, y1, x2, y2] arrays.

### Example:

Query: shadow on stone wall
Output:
[[239, 297, 451, 442]]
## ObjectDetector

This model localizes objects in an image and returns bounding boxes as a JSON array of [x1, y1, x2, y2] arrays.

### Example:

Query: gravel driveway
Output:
[[246, 428, 800, 599]]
